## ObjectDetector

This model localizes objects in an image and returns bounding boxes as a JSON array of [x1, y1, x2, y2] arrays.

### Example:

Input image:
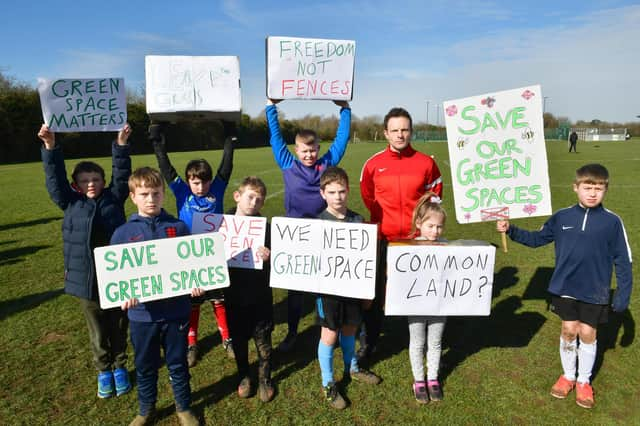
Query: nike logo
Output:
[[129, 234, 144, 241], [378, 168, 387, 172], [562, 226, 573, 230]]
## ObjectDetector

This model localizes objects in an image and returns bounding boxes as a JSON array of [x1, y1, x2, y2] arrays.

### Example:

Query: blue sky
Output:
[[3, 0, 639, 122]]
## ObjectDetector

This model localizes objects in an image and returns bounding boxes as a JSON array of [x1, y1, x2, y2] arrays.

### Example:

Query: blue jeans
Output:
[[130, 319, 191, 415]]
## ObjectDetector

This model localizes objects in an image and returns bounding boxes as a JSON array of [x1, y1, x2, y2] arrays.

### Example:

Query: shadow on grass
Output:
[[442, 296, 547, 381], [522, 267, 554, 304], [593, 291, 635, 381], [440, 266, 549, 382], [0, 216, 61, 232], [0, 244, 52, 266], [0, 288, 64, 320]]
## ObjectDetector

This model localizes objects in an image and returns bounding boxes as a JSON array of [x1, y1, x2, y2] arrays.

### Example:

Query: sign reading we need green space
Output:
[[443, 85, 551, 224], [37, 78, 127, 132], [94, 234, 229, 309]]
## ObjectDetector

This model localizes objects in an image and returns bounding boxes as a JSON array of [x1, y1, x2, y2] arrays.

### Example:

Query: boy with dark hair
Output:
[[149, 123, 236, 365], [266, 98, 351, 351], [316, 166, 380, 410], [497, 163, 633, 409], [115, 167, 203, 426], [38, 123, 133, 399], [224, 177, 275, 402]]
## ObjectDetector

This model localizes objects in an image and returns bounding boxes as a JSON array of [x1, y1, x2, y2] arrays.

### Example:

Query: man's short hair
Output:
[[237, 176, 267, 197], [383, 107, 413, 130], [295, 129, 318, 145], [129, 167, 165, 192], [575, 163, 609, 187], [71, 161, 105, 183], [320, 166, 349, 190], [185, 159, 213, 182]]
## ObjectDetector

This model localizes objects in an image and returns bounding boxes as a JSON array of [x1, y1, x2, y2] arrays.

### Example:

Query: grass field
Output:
[[0, 138, 638, 425]]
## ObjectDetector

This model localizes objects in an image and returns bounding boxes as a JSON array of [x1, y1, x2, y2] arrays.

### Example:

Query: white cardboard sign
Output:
[[95, 233, 229, 309], [37, 78, 127, 132], [385, 241, 496, 316], [443, 85, 551, 224], [191, 213, 267, 270], [266, 36, 355, 100], [145, 55, 241, 121], [269, 217, 376, 299]]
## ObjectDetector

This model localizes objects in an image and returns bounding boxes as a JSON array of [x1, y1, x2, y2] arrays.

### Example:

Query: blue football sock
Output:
[[318, 341, 334, 387], [339, 334, 357, 374]]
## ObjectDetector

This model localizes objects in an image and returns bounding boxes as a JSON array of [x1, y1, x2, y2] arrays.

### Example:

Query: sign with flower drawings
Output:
[[443, 85, 551, 224]]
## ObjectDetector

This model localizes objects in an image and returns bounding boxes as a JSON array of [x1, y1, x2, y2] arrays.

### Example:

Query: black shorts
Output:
[[550, 296, 608, 328], [316, 296, 363, 331]]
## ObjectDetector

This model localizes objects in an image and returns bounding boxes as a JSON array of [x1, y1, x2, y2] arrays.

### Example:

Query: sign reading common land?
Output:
[[269, 217, 376, 299], [385, 241, 496, 316], [266, 36, 355, 100], [191, 213, 267, 270], [37, 78, 127, 132], [443, 85, 551, 224], [95, 234, 229, 309], [145, 55, 241, 121]]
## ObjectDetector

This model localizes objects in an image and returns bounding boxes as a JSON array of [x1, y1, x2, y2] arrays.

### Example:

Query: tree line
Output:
[[1, 72, 637, 164]]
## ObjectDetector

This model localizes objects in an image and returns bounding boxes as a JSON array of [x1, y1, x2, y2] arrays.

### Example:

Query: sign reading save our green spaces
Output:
[[443, 85, 552, 224], [94, 234, 229, 309]]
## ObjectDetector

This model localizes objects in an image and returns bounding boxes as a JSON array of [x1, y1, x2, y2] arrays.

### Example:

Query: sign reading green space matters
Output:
[[37, 78, 127, 132], [443, 85, 551, 224], [94, 234, 229, 309]]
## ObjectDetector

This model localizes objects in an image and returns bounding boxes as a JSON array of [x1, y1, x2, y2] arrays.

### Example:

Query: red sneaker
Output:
[[550, 375, 575, 399], [575, 382, 595, 409]]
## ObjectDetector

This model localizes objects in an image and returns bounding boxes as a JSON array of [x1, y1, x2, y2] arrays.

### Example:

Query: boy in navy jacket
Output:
[[497, 163, 632, 409], [114, 167, 203, 426], [38, 123, 132, 399]]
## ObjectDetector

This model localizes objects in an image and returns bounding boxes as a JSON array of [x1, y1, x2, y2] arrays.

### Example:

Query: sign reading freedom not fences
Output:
[[385, 241, 496, 316], [37, 78, 127, 132], [266, 36, 355, 100], [94, 234, 229, 309], [443, 85, 551, 224], [269, 217, 376, 299]]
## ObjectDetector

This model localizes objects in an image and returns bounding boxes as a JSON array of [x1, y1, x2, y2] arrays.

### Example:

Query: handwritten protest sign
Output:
[[191, 213, 267, 270], [385, 241, 496, 316], [443, 85, 551, 224], [266, 36, 355, 100], [95, 234, 229, 309], [269, 217, 376, 299], [145, 55, 241, 122], [37, 78, 127, 132]]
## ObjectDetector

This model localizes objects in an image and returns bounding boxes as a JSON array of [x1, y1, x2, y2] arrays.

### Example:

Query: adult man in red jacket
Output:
[[359, 107, 443, 363]]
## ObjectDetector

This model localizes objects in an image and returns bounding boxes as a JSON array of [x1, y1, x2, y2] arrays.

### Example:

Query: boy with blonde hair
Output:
[[266, 98, 351, 351], [224, 177, 275, 402], [497, 163, 632, 409], [114, 167, 203, 426]]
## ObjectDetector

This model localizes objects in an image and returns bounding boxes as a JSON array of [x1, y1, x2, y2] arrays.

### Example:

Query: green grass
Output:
[[1, 139, 639, 425]]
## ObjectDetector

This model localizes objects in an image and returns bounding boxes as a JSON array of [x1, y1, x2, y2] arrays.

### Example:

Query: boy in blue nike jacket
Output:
[[497, 163, 632, 409], [115, 167, 203, 426], [265, 98, 351, 351], [149, 123, 236, 365]]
